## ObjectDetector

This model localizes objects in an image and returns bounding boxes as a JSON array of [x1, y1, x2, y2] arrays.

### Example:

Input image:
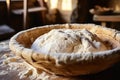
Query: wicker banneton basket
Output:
[[9, 24, 120, 76]]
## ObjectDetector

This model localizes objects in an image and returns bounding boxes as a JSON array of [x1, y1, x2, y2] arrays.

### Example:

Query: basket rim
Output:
[[9, 23, 120, 65]]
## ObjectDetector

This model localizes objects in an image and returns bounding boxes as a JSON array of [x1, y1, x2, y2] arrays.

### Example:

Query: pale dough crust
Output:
[[31, 29, 109, 54]]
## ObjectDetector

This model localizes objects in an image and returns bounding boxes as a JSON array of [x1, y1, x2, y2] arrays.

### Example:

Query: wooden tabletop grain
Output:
[[0, 40, 120, 80]]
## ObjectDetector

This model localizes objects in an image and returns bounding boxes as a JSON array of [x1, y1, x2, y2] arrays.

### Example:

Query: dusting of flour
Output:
[[0, 53, 50, 80], [31, 29, 108, 54]]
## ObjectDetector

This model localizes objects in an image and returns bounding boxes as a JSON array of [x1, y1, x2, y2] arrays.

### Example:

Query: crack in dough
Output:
[[31, 29, 109, 54]]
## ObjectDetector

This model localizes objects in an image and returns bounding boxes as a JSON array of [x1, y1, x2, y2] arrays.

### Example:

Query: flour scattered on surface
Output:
[[0, 40, 10, 53], [0, 53, 50, 80], [0, 70, 8, 75]]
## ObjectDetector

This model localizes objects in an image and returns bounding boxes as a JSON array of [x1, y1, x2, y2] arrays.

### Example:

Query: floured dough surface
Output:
[[31, 29, 109, 54]]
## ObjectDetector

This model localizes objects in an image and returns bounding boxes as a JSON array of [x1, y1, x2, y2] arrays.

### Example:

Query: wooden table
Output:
[[0, 40, 120, 80], [93, 15, 120, 27]]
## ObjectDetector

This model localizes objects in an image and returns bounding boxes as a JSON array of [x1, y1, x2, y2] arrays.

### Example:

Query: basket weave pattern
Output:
[[9, 24, 120, 76]]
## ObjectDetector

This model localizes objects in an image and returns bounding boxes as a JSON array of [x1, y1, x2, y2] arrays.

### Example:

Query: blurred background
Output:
[[0, 0, 120, 41]]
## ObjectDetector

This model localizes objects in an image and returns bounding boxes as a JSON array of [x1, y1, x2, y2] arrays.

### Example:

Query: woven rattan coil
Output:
[[9, 24, 120, 76]]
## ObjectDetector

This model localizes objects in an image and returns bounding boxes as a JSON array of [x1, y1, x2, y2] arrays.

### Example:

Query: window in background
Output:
[[62, 0, 72, 11], [50, 0, 58, 9]]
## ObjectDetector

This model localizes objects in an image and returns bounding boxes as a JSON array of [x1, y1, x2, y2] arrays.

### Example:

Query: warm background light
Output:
[[115, 5, 120, 12], [62, 0, 72, 11], [50, 0, 58, 9], [6, 0, 10, 11], [38, 0, 77, 22]]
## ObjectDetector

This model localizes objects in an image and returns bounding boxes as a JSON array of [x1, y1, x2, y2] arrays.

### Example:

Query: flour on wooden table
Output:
[[0, 70, 8, 75], [0, 53, 50, 80]]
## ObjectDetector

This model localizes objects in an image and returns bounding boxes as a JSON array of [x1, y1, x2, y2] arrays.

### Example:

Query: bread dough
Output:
[[9, 24, 120, 76], [31, 29, 108, 54]]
